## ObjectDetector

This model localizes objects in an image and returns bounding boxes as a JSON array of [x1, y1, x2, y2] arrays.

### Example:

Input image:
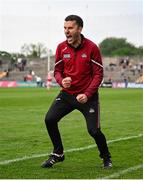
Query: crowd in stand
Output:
[[23, 70, 43, 87], [105, 57, 143, 83], [0, 57, 27, 78], [0, 56, 143, 84], [119, 57, 143, 76], [0, 57, 43, 86], [15, 58, 27, 71]]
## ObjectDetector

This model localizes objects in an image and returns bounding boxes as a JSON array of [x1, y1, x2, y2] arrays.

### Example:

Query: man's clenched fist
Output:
[[62, 77, 72, 88], [76, 94, 88, 104]]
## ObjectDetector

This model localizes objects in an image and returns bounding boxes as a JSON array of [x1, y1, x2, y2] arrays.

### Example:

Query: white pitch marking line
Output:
[[101, 164, 143, 179], [0, 134, 142, 165]]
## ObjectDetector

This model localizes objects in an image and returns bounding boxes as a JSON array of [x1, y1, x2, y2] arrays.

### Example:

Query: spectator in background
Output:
[[21, 58, 27, 71], [124, 76, 129, 88], [17, 57, 22, 71], [35, 75, 43, 87], [24, 70, 34, 82], [4, 69, 9, 78], [26, 74, 33, 81], [29, 69, 35, 76]]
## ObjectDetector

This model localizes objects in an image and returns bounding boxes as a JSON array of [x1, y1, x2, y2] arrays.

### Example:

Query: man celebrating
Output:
[[41, 15, 112, 169]]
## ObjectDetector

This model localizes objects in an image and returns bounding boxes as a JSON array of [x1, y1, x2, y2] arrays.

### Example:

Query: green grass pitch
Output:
[[0, 87, 143, 179]]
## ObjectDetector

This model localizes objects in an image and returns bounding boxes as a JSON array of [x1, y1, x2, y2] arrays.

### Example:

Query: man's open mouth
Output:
[[66, 35, 72, 41]]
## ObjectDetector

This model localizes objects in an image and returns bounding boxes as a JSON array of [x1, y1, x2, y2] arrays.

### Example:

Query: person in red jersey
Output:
[[41, 15, 112, 169]]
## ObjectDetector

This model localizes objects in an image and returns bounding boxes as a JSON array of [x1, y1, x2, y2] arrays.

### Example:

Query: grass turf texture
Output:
[[0, 87, 143, 179]]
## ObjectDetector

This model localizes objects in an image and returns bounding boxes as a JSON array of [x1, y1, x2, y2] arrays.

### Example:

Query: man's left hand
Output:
[[76, 94, 88, 104]]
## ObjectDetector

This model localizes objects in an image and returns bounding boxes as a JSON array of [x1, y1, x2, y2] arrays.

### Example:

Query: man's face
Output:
[[64, 20, 82, 45]]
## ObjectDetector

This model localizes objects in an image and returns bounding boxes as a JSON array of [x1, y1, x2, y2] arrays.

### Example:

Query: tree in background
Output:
[[99, 37, 143, 57], [21, 43, 49, 58], [1, 39, 142, 60], [0, 51, 12, 60]]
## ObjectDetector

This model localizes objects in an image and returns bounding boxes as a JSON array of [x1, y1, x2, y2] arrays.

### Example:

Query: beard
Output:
[[66, 33, 81, 47]]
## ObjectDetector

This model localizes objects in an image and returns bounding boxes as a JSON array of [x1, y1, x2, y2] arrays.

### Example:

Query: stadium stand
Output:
[[0, 56, 142, 84], [103, 57, 143, 83]]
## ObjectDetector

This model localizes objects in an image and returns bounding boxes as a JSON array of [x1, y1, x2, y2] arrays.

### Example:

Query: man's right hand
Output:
[[62, 77, 72, 88]]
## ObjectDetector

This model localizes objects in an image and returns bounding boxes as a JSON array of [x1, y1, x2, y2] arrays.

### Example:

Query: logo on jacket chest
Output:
[[63, 53, 87, 60], [81, 53, 87, 58], [63, 53, 71, 59]]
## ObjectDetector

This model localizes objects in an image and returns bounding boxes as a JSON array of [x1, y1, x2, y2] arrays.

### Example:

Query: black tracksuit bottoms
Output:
[[45, 90, 111, 159]]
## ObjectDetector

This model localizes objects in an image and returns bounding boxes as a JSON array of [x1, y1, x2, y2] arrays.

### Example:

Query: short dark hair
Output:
[[65, 15, 83, 27]]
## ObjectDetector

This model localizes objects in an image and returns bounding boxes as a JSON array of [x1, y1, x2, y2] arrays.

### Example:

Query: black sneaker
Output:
[[103, 158, 112, 169], [41, 153, 65, 168]]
